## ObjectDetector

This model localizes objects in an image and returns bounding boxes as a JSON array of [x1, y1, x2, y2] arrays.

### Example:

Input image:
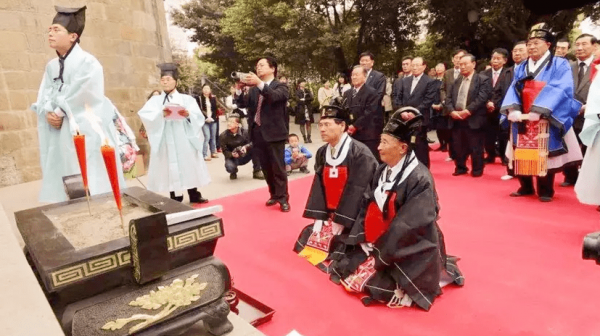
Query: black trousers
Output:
[[498, 126, 510, 164], [484, 114, 500, 161], [517, 173, 556, 198], [252, 126, 289, 203], [452, 123, 485, 174], [414, 127, 430, 168]]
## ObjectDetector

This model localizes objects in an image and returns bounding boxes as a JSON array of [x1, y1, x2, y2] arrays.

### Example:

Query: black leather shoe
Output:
[[484, 157, 495, 164], [471, 171, 483, 177], [253, 170, 265, 180], [169, 192, 184, 202], [188, 189, 208, 204], [452, 170, 468, 176], [280, 202, 291, 212], [539, 196, 553, 202], [230, 173, 237, 180], [560, 182, 575, 187], [266, 199, 278, 206], [510, 190, 534, 197]]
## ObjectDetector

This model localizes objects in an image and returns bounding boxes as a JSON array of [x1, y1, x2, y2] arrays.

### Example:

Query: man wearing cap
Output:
[[31, 6, 125, 203], [294, 100, 378, 273], [138, 63, 210, 204], [501, 23, 583, 202], [330, 109, 464, 311]]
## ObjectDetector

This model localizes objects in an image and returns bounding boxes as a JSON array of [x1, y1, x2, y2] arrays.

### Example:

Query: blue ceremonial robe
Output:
[[138, 90, 211, 193], [31, 43, 125, 203], [500, 56, 581, 157]]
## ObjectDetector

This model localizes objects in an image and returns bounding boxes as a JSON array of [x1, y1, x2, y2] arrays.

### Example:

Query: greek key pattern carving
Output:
[[49, 223, 222, 288]]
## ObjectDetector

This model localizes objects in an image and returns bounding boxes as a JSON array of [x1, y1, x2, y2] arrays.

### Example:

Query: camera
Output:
[[232, 143, 252, 157], [582, 231, 600, 264], [231, 71, 250, 82]]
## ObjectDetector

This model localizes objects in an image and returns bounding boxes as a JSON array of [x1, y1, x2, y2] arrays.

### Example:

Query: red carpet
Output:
[[209, 151, 600, 336]]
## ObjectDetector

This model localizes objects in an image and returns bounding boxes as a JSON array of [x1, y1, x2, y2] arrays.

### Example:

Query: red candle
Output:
[[101, 143, 122, 211], [73, 133, 88, 190]]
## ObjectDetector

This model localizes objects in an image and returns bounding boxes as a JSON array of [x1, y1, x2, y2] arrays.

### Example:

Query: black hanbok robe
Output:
[[294, 135, 378, 272], [331, 154, 464, 310]]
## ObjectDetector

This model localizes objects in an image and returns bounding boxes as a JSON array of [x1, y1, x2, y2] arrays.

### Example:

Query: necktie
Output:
[[254, 94, 264, 126], [578, 62, 586, 90], [454, 69, 459, 80], [456, 77, 469, 110], [352, 88, 358, 98], [493, 72, 499, 87], [410, 76, 419, 94], [385, 168, 392, 182], [330, 145, 336, 157]]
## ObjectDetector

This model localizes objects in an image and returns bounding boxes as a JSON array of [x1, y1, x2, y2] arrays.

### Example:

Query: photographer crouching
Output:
[[220, 114, 265, 180]]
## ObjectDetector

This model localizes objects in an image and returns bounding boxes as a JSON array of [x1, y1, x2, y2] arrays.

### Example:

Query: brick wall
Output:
[[0, 0, 171, 186]]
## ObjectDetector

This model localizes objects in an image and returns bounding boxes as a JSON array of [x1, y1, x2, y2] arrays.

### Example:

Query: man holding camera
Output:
[[220, 114, 264, 180], [235, 57, 291, 212]]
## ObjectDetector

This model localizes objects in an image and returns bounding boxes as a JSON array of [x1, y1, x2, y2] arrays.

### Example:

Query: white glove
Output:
[[360, 243, 374, 256], [331, 222, 344, 235], [508, 110, 522, 122], [528, 112, 541, 122], [312, 220, 324, 233]]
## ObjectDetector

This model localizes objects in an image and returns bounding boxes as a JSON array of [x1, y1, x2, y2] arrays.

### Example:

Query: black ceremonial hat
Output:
[[157, 63, 179, 80], [383, 107, 423, 144], [528, 23, 554, 42], [320, 96, 351, 123], [53, 6, 86, 38]]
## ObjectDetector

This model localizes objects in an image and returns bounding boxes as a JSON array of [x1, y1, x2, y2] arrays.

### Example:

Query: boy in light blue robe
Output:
[[500, 23, 583, 202], [31, 6, 125, 203], [138, 63, 211, 203]]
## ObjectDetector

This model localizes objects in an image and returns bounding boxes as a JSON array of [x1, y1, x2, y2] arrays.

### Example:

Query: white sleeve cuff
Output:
[[257, 81, 265, 91]]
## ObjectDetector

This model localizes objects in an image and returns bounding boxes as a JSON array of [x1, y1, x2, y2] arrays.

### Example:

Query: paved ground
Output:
[[0, 119, 326, 245]]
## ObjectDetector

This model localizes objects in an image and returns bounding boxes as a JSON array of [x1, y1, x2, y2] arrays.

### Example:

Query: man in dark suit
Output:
[[562, 33, 597, 186], [391, 55, 413, 110], [445, 54, 492, 177], [482, 48, 512, 164], [235, 57, 291, 212], [345, 65, 382, 161], [440, 49, 467, 162], [359, 52, 386, 114], [393, 57, 436, 167]]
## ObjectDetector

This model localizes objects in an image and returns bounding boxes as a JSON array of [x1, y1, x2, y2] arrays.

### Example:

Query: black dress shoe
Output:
[[452, 170, 468, 176], [484, 157, 495, 164], [266, 199, 278, 206], [230, 173, 237, 180], [169, 192, 184, 202], [539, 196, 553, 202], [560, 182, 575, 187], [280, 202, 291, 212], [510, 190, 534, 197], [471, 171, 483, 177], [253, 170, 265, 180]]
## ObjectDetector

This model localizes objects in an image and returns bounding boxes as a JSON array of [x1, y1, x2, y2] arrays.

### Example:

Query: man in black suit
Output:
[[235, 57, 291, 212], [482, 48, 512, 164], [445, 54, 492, 177], [391, 55, 413, 110], [393, 57, 436, 168], [562, 33, 597, 186], [359, 52, 386, 114], [345, 65, 382, 161]]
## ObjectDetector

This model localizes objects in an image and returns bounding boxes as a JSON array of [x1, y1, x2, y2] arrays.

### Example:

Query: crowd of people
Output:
[[31, 4, 600, 311]]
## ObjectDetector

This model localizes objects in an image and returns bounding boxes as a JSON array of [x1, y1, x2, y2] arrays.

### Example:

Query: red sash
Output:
[[323, 166, 348, 210], [522, 80, 545, 113], [364, 193, 397, 243]]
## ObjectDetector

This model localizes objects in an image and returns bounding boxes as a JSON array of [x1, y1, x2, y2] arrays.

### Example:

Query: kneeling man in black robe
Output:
[[331, 107, 464, 311], [294, 101, 378, 273]]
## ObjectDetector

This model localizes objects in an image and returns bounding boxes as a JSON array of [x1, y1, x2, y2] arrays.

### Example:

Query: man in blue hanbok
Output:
[[31, 6, 125, 203], [138, 64, 211, 203], [501, 23, 583, 202]]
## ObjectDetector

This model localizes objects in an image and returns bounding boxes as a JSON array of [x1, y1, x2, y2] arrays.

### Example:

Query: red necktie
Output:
[[493, 72, 499, 87], [254, 94, 264, 126]]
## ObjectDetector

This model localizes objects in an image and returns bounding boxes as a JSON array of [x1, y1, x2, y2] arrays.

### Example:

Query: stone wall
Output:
[[0, 0, 171, 186]]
